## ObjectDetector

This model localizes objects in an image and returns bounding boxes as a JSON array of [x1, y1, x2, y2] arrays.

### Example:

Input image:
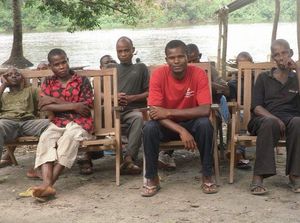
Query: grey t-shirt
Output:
[[117, 63, 149, 109]]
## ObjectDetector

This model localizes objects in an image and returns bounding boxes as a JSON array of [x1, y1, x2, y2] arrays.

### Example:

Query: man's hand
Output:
[[276, 118, 286, 138], [149, 106, 171, 120], [285, 58, 300, 71], [0, 74, 9, 87], [74, 102, 91, 117], [118, 92, 127, 106], [179, 128, 197, 151]]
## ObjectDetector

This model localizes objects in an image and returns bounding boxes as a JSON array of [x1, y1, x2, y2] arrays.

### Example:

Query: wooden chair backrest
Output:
[[148, 62, 213, 96], [237, 61, 276, 130], [19, 68, 119, 137]]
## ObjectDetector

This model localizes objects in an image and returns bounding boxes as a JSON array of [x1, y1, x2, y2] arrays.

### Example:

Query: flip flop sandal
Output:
[[120, 161, 141, 175], [201, 182, 218, 194], [19, 187, 34, 198], [250, 183, 268, 195], [288, 179, 300, 193], [78, 160, 93, 175], [236, 161, 251, 170], [0, 159, 12, 168], [141, 184, 161, 197]]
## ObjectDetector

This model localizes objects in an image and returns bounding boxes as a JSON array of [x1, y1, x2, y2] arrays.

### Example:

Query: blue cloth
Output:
[[219, 95, 230, 124]]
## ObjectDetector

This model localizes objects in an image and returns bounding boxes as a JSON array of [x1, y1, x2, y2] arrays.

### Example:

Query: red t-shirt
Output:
[[41, 73, 94, 133], [148, 64, 211, 109]]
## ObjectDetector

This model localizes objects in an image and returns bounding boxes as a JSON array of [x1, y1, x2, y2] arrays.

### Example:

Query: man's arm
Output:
[[158, 118, 197, 151], [149, 105, 210, 121], [253, 105, 285, 137], [0, 74, 8, 98]]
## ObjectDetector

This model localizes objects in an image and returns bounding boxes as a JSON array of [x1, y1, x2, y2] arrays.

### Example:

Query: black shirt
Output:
[[251, 68, 300, 123], [117, 63, 149, 110]]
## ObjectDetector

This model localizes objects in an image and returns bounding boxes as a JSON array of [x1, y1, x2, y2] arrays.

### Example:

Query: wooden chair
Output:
[[144, 62, 220, 183], [4, 68, 123, 185], [228, 61, 280, 183]]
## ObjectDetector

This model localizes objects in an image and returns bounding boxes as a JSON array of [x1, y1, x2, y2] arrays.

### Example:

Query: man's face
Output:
[[4, 68, 23, 86], [100, 56, 117, 69], [271, 44, 292, 70], [188, 51, 201, 63], [165, 47, 188, 79], [116, 40, 134, 64], [49, 54, 70, 78]]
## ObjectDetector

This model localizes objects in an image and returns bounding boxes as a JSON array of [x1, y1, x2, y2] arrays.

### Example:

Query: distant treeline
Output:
[[0, 0, 297, 32]]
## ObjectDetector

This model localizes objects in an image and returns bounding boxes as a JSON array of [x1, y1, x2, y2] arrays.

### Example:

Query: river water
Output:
[[0, 22, 298, 69]]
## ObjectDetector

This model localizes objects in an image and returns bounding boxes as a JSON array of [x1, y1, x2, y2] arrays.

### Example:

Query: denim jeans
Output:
[[143, 117, 214, 179]]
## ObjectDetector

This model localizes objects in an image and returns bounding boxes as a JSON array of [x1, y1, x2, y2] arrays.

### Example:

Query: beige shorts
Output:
[[35, 122, 92, 169]]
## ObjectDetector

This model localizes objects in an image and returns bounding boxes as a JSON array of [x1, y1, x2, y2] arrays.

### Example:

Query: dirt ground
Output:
[[0, 146, 299, 223]]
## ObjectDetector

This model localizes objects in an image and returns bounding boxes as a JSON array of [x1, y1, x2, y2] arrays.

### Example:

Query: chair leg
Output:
[[143, 151, 146, 186], [229, 142, 236, 184], [213, 126, 220, 185], [7, 146, 18, 165], [115, 144, 121, 186]]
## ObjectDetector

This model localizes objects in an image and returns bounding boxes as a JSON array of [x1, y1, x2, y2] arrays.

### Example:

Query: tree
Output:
[[2, 0, 140, 68], [2, 0, 33, 68]]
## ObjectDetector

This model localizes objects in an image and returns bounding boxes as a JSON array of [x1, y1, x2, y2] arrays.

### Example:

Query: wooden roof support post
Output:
[[217, 7, 229, 80], [297, 0, 300, 59], [271, 0, 280, 62]]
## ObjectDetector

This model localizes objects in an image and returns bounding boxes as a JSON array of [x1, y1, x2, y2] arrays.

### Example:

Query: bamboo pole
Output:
[[271, 0, 280, 45], [221, 10, 228, 80], [217, 13, 223, 72], [297, 0, 300, 59]]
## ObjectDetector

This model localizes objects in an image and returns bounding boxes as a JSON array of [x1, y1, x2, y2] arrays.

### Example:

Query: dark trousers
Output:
[[248, 116, 300, 177], [143, 117, 214, 179]]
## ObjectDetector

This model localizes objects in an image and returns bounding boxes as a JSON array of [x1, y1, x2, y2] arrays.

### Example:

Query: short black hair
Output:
[[236, 51, 253, 63], [271, 39, 291, 54], [165, 40, 188, 56], [100, 55, 111, 65], [47, 48, 67, 63], [116, 36, 133, 47], [187, 43, 200, 55]]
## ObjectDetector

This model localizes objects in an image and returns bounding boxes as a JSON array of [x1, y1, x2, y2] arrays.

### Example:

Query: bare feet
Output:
[[26, 168, 42, 179], [31, 185, 56, 198]]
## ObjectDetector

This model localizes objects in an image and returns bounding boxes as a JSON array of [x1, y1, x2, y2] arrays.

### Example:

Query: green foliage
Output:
[[0, 0, 297, 32]]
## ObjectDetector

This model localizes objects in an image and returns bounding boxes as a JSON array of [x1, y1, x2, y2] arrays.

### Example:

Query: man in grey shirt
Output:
[[116, 36, 149, 175]]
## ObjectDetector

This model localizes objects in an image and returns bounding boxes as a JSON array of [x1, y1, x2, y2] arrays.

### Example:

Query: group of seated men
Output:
[[0, 36, 299, 200]]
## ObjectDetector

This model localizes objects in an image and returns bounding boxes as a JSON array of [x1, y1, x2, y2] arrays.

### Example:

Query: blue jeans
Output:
[[143, 117, 214, 179]]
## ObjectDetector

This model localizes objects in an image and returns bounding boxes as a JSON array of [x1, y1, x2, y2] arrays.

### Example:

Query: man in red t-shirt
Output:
[[142, 40, 218, 197]]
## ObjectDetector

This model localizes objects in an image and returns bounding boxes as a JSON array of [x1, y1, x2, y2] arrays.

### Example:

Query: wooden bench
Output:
[[4, 68, 123, 185], [145, 62, 220, 183], [228, 61, 281, 183]]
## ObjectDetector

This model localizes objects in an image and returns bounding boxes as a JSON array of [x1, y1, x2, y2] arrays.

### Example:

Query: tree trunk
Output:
[[297, 0, 300, 59], [1, 0, 33, 68]]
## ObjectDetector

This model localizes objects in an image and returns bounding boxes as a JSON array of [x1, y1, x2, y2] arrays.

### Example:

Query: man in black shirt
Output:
[[116, 36, 149, 175], [248, 39, 300, 195]]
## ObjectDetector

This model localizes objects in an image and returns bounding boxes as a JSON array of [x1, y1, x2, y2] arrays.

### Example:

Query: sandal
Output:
[[288, 177, 300, 193], [120, 161, 141, 175], [201, 182, 218, 194], [32, 186, 56, 203], [141, 184, 161, 197], [77, 153, 93, 175], [0, 159, 12, 168], [250, 183, 268, 195], [236, 160, 251, 170]]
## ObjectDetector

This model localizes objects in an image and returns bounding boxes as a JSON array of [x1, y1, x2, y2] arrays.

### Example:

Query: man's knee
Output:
[[143, 120, 160, 136], [131, 113, 144, 128], [194, 117, 213, 132], [260, 117, 280, 129], [288, 117, 300, 131]]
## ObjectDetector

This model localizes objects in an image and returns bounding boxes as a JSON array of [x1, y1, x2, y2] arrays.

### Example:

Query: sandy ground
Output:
[[0, 147, 300, 223]]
